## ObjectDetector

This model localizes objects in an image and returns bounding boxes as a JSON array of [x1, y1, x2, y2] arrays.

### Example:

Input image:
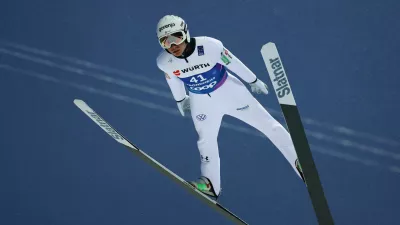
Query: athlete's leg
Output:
[[224, 76, 302, 179], [189, 93, 224, 195]]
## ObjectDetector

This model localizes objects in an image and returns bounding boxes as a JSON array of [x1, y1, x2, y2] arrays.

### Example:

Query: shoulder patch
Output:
[[197, 45, 204, 56], [220, 48, 232, 65]]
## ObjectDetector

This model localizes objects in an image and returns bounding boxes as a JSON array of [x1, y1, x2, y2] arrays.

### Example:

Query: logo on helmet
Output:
[[159, 23, 175, 32]]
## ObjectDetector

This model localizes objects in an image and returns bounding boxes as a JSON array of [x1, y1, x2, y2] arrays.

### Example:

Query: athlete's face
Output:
[[168, 41, 187, 57]]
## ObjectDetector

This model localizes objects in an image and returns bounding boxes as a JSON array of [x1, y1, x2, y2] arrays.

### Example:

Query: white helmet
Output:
[[156, 15, 191, 47]]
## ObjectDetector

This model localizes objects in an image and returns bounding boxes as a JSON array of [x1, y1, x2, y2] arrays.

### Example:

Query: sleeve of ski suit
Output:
[[208, 37, 258, 83], [165, 72, 187, 102], [156, 60, 187, 102]]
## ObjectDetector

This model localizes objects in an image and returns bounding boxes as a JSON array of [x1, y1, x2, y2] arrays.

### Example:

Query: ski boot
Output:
[[295, 159, 305, 183], [189, 176, 220, 199]]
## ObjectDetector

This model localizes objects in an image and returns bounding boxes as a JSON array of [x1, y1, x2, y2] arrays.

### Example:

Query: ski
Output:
[[260, 42, 335, 225], [73, 99, 248, 225]]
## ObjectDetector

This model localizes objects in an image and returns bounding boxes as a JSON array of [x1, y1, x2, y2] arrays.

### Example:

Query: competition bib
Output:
[[179, 63, 227, 94]]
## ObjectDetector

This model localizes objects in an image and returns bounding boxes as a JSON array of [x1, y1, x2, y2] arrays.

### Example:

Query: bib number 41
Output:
[[190, 75, 207, 83]]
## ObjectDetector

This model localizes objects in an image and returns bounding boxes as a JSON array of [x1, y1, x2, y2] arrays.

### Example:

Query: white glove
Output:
[[249, 78, 268, 95], [177, 95, 191, 116]]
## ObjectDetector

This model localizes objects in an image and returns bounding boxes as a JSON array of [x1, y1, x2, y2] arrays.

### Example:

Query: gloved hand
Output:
[[177, 95, 191, 116], [249, 78, 268, 95]]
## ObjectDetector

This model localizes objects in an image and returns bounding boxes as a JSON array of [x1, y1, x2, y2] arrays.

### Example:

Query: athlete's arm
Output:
[[156, 56, 187, 101], [164, 72, 191, 116], [210, 38, 258, 83], [164, 72, 187, 102]]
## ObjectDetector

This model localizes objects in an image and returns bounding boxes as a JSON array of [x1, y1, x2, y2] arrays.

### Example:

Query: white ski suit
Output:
[[156, 36, 301, 195]]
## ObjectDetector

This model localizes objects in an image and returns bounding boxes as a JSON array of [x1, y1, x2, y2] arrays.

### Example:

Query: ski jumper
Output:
[[157, 36, 301, 195]]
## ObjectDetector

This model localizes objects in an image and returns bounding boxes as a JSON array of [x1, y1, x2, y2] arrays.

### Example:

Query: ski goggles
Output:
[[158, 31, 187, 49]]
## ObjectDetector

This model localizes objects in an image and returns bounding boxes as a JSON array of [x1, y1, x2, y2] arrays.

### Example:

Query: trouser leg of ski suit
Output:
[[189, 73, 301, 195]]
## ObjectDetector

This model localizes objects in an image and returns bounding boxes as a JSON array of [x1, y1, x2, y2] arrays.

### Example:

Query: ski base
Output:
[[73, 99, 248, 225], [261, 42, 335, 225]]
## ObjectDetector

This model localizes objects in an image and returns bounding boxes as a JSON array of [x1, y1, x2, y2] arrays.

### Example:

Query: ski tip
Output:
[[73, 99, 85, 107], [261, 42, 276, 50], [260, 42, 276, 53]]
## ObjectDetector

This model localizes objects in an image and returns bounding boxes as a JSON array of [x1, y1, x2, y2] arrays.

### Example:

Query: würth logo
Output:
[[181, 63, 211, 73], [173, 70, 180, 76]]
